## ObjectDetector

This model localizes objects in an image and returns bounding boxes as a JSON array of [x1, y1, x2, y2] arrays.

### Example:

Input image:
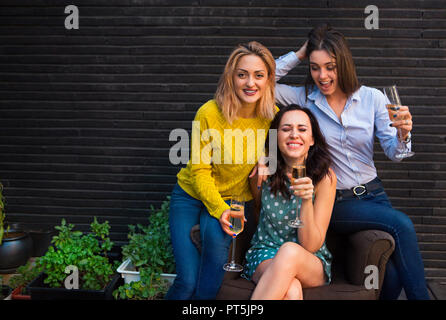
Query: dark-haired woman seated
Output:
[[273, 24, 428, 300], [244, 104, 336, 300]]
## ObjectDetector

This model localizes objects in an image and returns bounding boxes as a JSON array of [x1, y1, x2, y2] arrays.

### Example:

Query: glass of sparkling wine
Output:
[[383, 85, 414, 159], [223, 197, 245, 272], [288, 161, 305, 228]]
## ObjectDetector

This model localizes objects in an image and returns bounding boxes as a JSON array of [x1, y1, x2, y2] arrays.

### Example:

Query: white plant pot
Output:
[[117, 258, 176, 285]]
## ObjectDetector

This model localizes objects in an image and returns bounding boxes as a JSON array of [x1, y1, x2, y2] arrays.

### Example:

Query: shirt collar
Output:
[[307, 86, 362, 103]]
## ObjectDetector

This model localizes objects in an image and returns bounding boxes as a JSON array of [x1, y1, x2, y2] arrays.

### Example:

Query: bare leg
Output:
[[251, 242, 325, 300], [284, 278, 303, 300]]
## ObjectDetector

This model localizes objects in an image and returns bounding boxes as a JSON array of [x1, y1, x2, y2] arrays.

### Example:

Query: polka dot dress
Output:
[[243, 178, 332, 284]]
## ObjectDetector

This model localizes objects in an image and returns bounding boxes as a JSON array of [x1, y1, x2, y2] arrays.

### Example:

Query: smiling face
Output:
[[233, 54, 268, 110], [309, 49, 342, 98], [278, 110, 314, 168]]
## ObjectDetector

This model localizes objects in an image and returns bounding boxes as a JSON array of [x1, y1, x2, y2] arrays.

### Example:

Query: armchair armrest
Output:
[[345, 230, 395, 298]]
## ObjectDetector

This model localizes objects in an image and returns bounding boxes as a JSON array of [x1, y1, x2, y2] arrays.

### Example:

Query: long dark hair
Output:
[[305, 24, 360, 98], [265, 104, 333, 199]]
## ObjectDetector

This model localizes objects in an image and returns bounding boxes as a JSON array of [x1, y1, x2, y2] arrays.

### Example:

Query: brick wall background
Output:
[[0, 0, 445, 279]]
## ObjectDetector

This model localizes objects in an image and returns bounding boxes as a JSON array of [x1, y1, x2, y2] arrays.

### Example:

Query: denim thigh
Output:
[[165, 184, 203, 300], [330, 186, 429, 300], [165, 184, 232, 300], [194, 206, 232, 299]]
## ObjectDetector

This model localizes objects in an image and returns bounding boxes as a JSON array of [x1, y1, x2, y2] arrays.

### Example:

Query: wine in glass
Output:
[[288, 161, 305, 228], [383, 85, 414, 159], [223, 197, 245, 272]]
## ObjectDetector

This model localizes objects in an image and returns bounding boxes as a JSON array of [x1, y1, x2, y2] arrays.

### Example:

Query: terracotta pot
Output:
[[11, 286, 31, 300]]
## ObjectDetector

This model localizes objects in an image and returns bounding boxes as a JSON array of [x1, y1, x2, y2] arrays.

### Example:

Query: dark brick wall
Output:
[[0, 1, 445, 278]]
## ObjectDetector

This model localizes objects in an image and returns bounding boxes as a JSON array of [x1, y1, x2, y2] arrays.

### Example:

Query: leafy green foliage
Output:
[[113, 267, 169, 300], [36, 217, 115, 290], [8, 260, 42, 294], [114, 197, 175, 300], [122, 199, 175, 275]]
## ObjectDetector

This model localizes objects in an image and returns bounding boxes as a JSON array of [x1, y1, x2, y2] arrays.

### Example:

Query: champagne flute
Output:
[[223, 197, 245, 272], [288, 161, 305, 228], [383, 85, 415, 159]]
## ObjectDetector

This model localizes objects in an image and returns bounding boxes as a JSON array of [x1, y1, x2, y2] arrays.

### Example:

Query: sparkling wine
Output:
[[386, 103, 399, 122], [292, 164, 306, 181], [229, 204, 244, 235]]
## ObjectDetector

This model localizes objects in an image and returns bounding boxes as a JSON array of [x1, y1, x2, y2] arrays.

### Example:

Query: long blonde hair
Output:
[[214, 41, 276, 124]]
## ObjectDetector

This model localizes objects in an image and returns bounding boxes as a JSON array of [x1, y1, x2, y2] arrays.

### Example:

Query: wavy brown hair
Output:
[[265, 104, 333, 199], [214, 41, 276, 124], [305, 24, 360, 98]]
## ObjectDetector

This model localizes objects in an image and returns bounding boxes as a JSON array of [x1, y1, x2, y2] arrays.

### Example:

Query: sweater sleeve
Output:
[[189, 108, 229, 220]]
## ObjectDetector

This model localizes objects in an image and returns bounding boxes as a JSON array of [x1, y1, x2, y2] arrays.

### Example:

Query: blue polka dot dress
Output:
[[243, 178, 332, 284]]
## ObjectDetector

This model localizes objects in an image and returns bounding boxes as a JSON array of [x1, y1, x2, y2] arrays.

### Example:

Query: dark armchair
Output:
[[190, 211, 395, 300]]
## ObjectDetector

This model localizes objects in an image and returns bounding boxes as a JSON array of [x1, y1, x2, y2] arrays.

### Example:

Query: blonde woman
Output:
[[166, 41, 277, 300]]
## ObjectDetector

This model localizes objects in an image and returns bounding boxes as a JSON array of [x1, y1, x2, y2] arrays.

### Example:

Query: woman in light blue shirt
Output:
[[273, 24, 429, 300]]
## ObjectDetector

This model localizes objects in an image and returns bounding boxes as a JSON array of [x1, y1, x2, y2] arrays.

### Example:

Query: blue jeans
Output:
[[165, 184, 232, 300], [329, 178, 430, 300]]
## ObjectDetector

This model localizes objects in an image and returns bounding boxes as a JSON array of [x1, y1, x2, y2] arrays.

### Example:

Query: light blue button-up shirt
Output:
[[275, 51, 411, 190]]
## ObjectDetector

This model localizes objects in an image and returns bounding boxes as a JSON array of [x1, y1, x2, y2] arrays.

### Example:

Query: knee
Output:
[[275, 242, 304, 270], [394, 211, 416, 237], [166, 275, 197, 300]]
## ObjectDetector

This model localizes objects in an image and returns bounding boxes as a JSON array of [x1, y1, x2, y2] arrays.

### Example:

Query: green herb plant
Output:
[[8, 260, 42, 295], [114, 198, 175, 300], [37, 217, 115, 290]]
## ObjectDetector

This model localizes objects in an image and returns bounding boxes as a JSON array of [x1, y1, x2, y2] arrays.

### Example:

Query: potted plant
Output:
[[27, 217, 121, 300], [9, 260, 41, 300], [0, 183, 33, 273], [114, 198, 176, 300]]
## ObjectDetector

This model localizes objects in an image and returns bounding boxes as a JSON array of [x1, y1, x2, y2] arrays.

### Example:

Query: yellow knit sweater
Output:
[[177, 99, 275, 219]]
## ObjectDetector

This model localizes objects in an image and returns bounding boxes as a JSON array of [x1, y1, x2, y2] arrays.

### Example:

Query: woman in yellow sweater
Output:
[[165, 41, 277, 300]]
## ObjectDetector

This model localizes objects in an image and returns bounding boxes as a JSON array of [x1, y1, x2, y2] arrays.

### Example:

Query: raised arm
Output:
[[275, 42, 308, 108]]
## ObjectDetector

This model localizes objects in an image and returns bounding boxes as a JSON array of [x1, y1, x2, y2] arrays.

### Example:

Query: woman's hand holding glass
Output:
[[220, 207, 246, 239], [388, 105, 413, 141], [219, 209, 235, 237], [288, 175, 314, 201], [222, 197, 245, 272], [383, 85, 414, 159]]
